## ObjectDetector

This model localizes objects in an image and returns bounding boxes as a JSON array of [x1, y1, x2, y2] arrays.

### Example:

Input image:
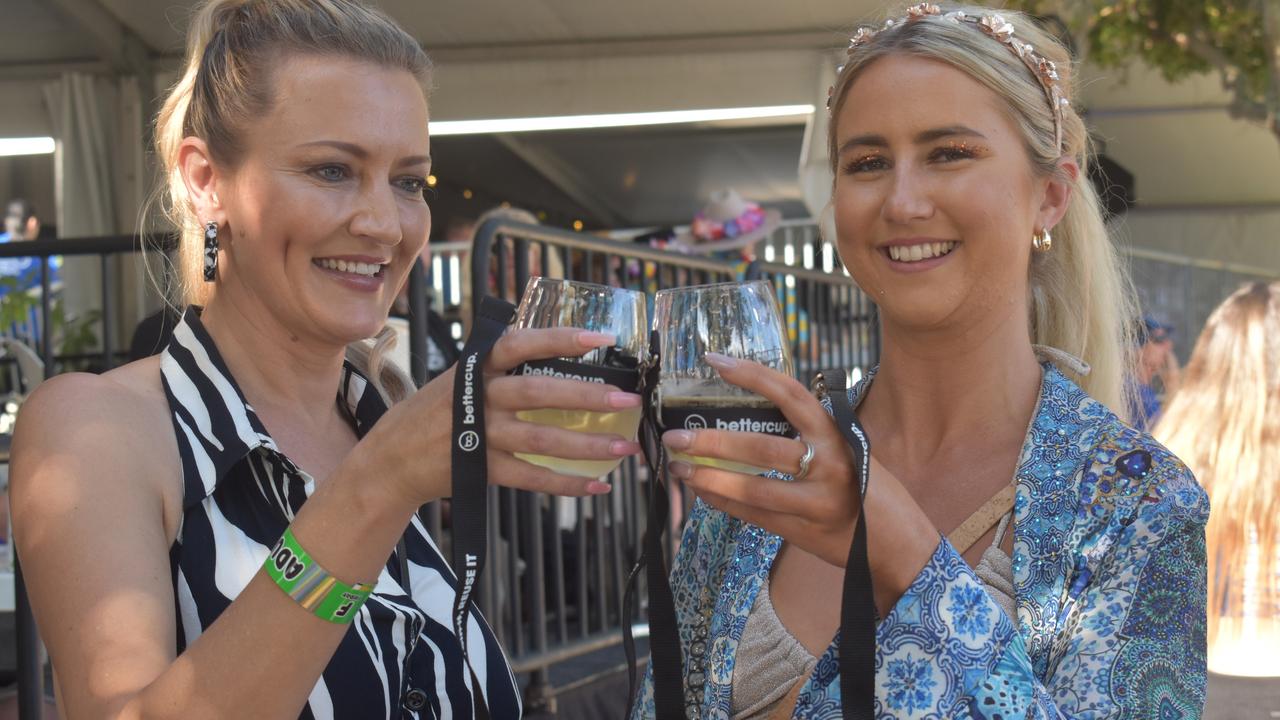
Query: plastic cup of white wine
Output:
[[513, 277, 647, 478], [653, 280, 794, 475]]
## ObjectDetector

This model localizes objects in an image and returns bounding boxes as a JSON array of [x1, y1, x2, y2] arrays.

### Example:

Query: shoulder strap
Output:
[[948, 483, 1017, 555], [817, 369, 876, 720]]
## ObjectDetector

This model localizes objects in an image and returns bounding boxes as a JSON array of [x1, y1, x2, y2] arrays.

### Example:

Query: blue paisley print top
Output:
[[633, 365, 1209, 719]]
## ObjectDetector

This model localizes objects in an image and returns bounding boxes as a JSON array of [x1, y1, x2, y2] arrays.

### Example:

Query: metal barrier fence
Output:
[[0, 225, 872, 715], [457, 218, 871, 708], [1126, 246, 1280, 360], [0, 234, 172, 720], [10, 220, 1271, 714]]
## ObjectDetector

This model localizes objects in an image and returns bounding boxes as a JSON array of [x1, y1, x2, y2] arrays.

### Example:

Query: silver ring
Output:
[[794, 439, 816, 481]]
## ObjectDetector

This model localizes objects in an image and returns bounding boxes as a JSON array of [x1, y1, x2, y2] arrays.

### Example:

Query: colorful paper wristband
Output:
[[264, 527, 375, 624]]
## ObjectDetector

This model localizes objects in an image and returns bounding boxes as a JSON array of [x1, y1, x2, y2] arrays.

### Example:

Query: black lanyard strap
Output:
[[624, 335, 688, 719], [450, 296, 517, 720], [627, 365, 877, 720], [816, 368, 876, 720]]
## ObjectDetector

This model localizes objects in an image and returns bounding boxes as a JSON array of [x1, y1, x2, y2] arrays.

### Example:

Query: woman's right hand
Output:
[[361, 326, 643, 508]]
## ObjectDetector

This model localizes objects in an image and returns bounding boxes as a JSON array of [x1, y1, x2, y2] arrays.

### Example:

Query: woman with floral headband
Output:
[[634, 4, 1207, 719]]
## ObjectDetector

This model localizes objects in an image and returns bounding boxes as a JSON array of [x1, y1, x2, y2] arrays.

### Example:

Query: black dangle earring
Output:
[[203, 221, 219, 281]]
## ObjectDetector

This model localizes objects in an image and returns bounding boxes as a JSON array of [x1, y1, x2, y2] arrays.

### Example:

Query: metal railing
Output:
[[10, 219, 1267, 714], [456, 218, 870, 710], [0, 224, 874, 717], [0, 234, 178, 720], [1125, 245, 1280, 361]]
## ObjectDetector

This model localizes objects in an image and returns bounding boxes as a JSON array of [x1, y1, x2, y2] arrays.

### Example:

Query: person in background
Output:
[[0, 199, 61, 344], [0, 199, 46, 296], [1154, 281, 1280, 718], [459, 205, 565, 334], [2, 199, 40, 242], [1131, 314, 1178, 429]]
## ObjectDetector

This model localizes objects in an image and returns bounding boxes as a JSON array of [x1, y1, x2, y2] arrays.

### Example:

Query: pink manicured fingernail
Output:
[[587, 480, 612, 495], [704, 352, 738, 369], [668, 461, 693, 479], [610, 440, 640, 456], [608, 392, 643, 409], [577, 331, 617, 347], [663, 430, 693, 450]]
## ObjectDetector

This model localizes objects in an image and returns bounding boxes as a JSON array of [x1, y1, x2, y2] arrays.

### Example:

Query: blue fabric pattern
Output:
[[632, 365, 1208, 719]]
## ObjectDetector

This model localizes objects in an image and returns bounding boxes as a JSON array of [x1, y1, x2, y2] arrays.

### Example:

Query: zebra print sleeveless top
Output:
[[161, 307, 521, 719]]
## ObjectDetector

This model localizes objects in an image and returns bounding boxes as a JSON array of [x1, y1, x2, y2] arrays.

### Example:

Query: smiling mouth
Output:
[[313, 258, 387, 278], [885, 241, 957, 263]]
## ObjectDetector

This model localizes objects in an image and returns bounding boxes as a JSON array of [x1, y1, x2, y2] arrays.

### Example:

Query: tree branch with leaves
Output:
[[1008, 0, 1280, 141]]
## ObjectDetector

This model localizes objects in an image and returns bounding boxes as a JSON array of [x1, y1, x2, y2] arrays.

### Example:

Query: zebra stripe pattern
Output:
[[160, 307, 522, 719]]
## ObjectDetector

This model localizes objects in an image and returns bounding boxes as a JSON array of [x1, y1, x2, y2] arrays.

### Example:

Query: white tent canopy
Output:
[[1, 0, 1277, 271]]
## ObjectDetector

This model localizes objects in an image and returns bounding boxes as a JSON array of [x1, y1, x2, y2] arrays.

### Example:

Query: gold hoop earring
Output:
[[1032, 228, 1053, 253]]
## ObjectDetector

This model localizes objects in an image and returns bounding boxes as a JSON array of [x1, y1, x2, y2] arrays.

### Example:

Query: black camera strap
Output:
[[450, 296, 517, 720], [818, 368, 877, 720]]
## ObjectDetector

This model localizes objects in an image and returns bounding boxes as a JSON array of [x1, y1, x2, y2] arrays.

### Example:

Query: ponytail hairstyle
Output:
[[1154, 281, 1280, 651], [826, 4, 1137, 415], [150, 0, 431, 402]]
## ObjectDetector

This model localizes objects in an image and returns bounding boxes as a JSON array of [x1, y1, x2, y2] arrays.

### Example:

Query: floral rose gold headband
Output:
[[830, 3, 1069, 151]]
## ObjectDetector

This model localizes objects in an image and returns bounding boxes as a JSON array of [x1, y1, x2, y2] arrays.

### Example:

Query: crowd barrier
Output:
[[0, 224, 872, 714], [7, 220, 1262, 713]]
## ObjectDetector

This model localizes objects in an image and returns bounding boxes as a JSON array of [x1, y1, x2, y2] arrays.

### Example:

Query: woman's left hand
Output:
[[662, 353, 861, 568]]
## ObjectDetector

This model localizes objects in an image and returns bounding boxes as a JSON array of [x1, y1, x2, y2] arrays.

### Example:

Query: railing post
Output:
[[17, 261, 52, 719], [101, 255, 114, 370], [14, 554, 42, 720], [407, 260, 429, 388]]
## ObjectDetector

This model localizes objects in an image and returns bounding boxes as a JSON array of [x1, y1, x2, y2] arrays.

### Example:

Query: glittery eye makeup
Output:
[[930, 141, 987, 162], [843, 152, 890, 174]]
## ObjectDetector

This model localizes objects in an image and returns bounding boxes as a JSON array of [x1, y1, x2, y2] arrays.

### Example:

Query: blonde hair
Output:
[[151, 0, 431, 402], [1154, 281, 1280, 648], [826, 4, 1137, 415]]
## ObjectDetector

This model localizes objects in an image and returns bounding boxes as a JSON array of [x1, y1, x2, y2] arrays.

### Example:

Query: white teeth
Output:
[[888, 242, 957, 264], [317, 258, 382, 277]]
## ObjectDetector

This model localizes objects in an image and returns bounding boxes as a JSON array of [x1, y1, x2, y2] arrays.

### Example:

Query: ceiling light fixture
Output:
[[0, 137, 55, 157], [430, 105, 815, 136]]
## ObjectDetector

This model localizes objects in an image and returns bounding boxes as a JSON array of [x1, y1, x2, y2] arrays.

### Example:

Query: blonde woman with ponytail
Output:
[[635, 4, 1207, 718], [1154, 281, 1280, 717], [8, 1, 644, 718]]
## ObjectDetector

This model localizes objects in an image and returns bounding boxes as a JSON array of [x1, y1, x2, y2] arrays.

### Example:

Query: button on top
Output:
[[403, 687, 429, 711]]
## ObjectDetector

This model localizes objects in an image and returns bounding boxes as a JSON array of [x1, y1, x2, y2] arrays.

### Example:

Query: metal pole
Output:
[[101, 254, 114, 370], [14, 554, 42, 720], [406, 261, 429, 388], [18, 260, 52, 719]]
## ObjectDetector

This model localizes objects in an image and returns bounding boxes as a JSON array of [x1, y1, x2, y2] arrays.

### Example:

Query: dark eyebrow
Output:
[[298, 140, 368, 157], [396, 155, 432, 169], [837, 125, 987, 154], [914, 125, 987, 143], [296, 140, 431, 168]]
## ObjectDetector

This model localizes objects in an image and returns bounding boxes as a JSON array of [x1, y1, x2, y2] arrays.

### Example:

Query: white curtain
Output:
[[43, 72, 148, 354], [797, 54, 839, 248]]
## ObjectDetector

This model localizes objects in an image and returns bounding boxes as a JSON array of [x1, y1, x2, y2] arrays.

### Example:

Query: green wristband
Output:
[[264, 527, 375, 624]]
